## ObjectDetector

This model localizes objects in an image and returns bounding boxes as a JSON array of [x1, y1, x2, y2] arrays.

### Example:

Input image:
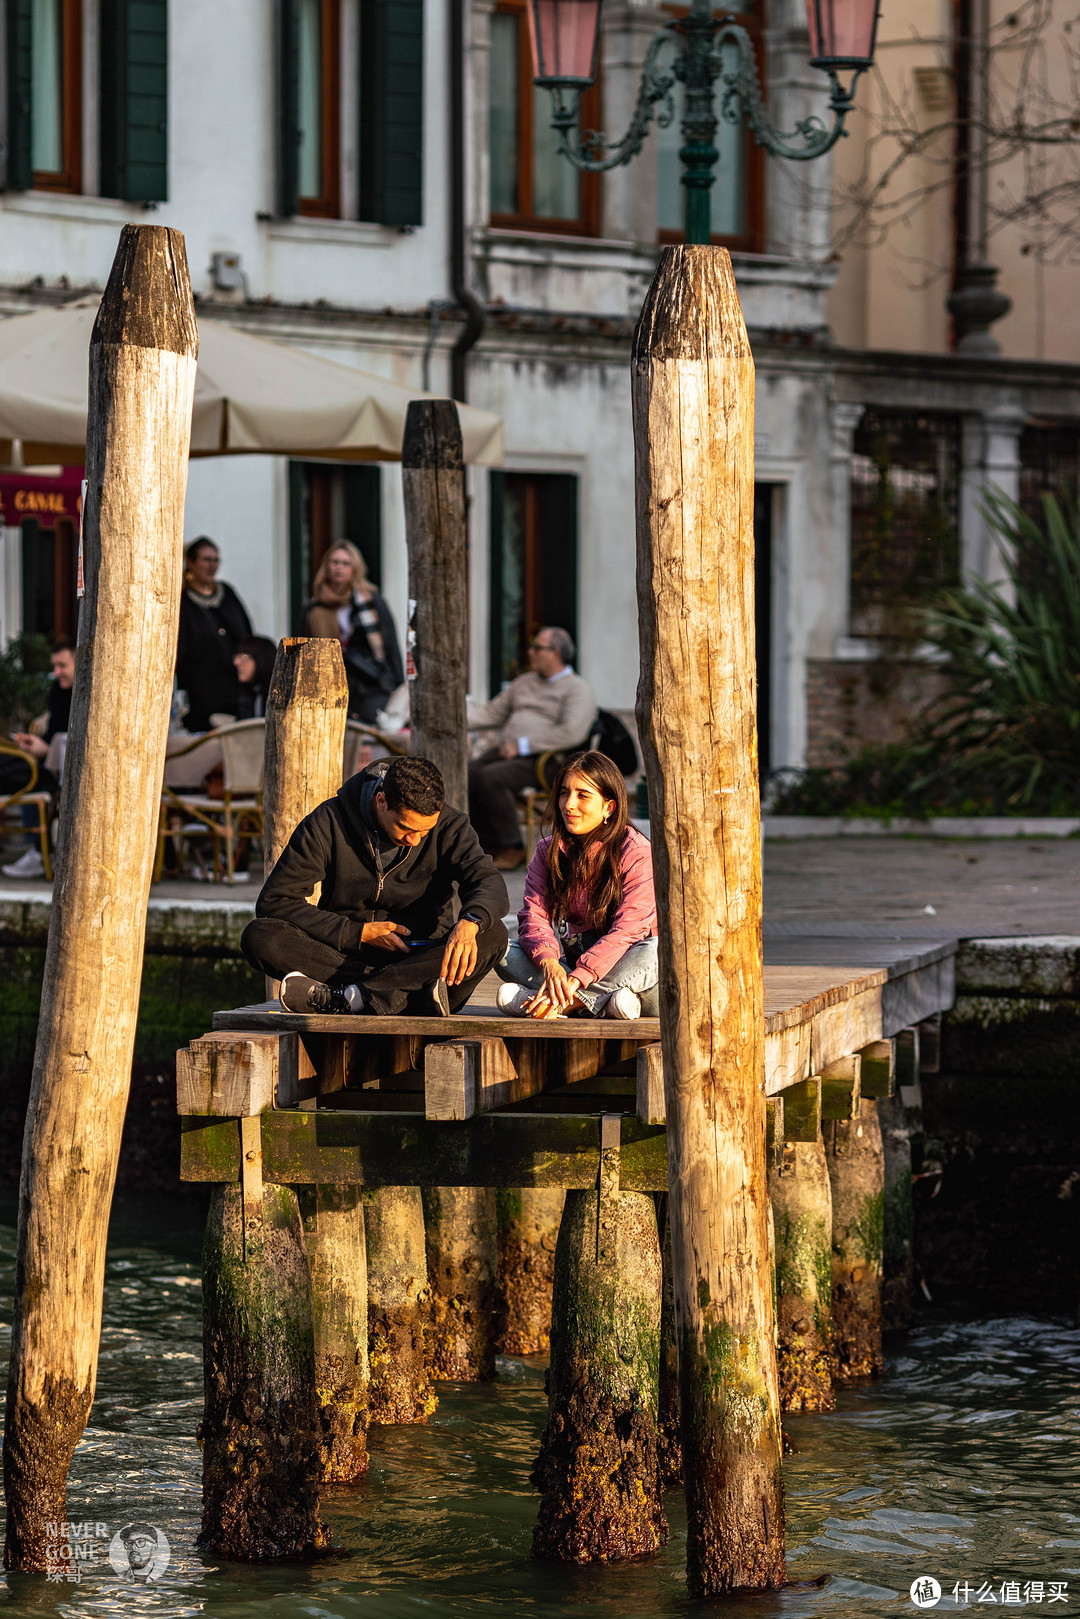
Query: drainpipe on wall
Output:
[[449, 0, 485, 402]]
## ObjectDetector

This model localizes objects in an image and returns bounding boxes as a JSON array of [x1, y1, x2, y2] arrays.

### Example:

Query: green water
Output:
[[0, 1194, 1076, 1617]]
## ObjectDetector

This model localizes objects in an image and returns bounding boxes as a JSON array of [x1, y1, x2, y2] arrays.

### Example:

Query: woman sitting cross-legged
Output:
[[495, 750, 658, 1021]]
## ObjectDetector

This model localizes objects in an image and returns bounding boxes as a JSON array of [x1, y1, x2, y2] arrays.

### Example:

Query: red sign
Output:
[[0, 466, 84, 530]]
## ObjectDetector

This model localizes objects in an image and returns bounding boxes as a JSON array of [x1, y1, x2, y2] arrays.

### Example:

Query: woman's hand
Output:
[[525, 959, 581, 1017]]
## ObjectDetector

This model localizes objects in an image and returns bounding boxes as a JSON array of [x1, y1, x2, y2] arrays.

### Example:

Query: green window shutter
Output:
[[278, 0, 300, 216], [360, 0, 424, 227], [4, 0, 32, 191], [100, 0, 168, 203]]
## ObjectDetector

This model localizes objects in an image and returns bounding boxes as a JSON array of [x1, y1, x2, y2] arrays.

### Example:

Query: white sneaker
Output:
[[496, 984, 533, 1017], [2, 848, 45, 879], [605, 987, 641, 1021]]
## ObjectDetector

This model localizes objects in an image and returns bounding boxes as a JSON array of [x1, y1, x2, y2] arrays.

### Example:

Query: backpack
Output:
[[590, 709, 639, 777]]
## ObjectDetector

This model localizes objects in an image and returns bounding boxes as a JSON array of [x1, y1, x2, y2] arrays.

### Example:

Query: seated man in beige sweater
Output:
[[467, 627, 596, 869]]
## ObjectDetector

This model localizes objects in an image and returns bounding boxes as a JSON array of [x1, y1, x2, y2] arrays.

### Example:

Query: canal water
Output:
[[0, 1192, 1075, 1618]]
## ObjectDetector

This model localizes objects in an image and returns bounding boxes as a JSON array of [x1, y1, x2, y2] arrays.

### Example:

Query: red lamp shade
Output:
[[806, 0, 880, 69], [526, 0, 603, 89]]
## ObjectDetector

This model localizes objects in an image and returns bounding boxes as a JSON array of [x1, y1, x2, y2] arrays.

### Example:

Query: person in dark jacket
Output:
[[241, 754, 509, 1016], [176, 536, 253, 731]]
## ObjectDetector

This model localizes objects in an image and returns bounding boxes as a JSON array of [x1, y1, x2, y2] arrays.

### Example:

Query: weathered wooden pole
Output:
[[403, 398, 498, 1382], [769, 1140, 836, 1411], [300, 1186, 370, 1481], [633, 244, 785, 1594], [495, 1188, 565, 1355], [262, 638, 367, 1482], [2, 226, 198, 1572], [199, 1183, 329, 1558], [423, 1186, 498, 1380], [402, 397, 468, 807], [199, 639, 353, 1546], [263, 636, 350, 875], [365, 1187, 437, 1423], [826, 1103, 885, 1379], [532, 1186, 666, 1561]]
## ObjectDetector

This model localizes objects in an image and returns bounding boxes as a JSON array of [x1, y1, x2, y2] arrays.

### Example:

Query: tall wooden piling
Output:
[[827, 1103, 885, 1379], [423, 1186, 498, 1380], [633, 244, 784, 1594], [199, 1184, 329, 1558], [300, 1186, 370, 1481], [769, 1140, 836, 1411], [495, 1188, 565, 1355], [532, 1187, 666, 1561], [402, 397, 468, 808], [263, 636, 350, 874], [3, 226, 198, 1571], [403, 398, 498, 1382], [365, 1187, 437, 1423]]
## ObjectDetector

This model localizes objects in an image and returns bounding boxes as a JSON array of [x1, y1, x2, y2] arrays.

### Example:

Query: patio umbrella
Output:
[[0, 300, 503, 466]]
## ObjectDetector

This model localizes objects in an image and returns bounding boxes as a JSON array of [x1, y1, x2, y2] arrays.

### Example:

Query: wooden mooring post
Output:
[[2, 226, 198, 1572], [532, 1180, 666, 1560], [199, 638, 356, 1555], [633, 245, 784, 1594], [495, 1188, 565, 1355], [769, 1136, 835, 1412], [404, 398, 499, 1382], [827, 1101, 886, 1379]]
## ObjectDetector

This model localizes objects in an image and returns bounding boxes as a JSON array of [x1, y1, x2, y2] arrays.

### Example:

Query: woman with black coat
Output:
[[176, 536, 253, 730]]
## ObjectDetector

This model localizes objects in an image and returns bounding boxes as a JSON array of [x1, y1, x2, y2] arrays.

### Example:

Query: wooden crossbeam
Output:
[[180, 1109, 668, 1191]]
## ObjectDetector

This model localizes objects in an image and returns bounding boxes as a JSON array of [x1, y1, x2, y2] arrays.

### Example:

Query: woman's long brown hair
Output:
[[543, 751, 630, 930]]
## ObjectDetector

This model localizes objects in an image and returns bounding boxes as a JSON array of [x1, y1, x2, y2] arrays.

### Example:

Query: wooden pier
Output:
[[178, 935, 954, 1558]]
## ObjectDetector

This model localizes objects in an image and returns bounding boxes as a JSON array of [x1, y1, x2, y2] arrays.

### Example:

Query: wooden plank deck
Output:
[[210, 935, 957, 1098]]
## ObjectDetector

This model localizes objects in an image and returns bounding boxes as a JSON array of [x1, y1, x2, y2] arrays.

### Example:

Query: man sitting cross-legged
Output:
[[242, 755, 509, 1016]]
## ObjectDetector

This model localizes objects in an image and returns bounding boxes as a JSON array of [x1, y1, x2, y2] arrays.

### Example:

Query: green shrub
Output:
[[770, 491, 1080, 817], [0, 635, 55, 736]]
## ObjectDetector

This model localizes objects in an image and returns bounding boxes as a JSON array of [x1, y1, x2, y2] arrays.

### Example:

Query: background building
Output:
[[1, 0, 1078, 766]]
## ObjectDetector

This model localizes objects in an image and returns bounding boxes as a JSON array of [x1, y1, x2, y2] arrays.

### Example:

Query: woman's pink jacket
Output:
[[516, 825, 657, 987]]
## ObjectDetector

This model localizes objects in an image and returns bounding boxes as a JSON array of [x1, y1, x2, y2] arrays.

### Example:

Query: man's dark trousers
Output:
[[467, 748, 538, 851], [242, 916, 508, 1015]]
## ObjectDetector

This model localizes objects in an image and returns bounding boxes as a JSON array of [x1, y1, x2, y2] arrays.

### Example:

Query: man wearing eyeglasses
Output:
[[466, 627, 597, 871]]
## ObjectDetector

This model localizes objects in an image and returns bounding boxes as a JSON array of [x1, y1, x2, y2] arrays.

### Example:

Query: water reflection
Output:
[[0, 1197, 1074, 1618]]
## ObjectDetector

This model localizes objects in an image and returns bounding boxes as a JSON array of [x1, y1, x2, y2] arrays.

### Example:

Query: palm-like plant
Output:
[[911, 490, 1080, 812]]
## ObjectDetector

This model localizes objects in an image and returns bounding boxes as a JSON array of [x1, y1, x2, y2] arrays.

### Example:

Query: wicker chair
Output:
[[0, 741, 53, 879], [154, 719, 265, 884]]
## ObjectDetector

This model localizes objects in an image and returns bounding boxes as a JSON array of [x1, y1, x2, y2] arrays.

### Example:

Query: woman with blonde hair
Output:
[[302, 541, 404, 722]]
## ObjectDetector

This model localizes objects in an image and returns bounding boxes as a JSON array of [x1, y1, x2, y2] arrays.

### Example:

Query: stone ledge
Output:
[[764, 817, 1080, 839], [955, 937, 1080, 998]]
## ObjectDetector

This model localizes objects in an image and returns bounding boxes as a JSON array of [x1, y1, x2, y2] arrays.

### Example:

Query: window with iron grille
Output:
[[849, 409, 961, 638]]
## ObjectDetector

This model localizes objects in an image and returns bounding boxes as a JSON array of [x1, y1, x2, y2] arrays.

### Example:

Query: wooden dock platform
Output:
[[179, 935, 956, 1191]]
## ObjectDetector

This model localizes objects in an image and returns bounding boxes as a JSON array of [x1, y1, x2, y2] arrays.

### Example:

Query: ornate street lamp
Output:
[[525, 0, 880, 245]]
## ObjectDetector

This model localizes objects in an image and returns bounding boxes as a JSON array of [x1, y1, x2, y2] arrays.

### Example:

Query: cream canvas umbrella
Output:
[[0, 301, 503, 466]]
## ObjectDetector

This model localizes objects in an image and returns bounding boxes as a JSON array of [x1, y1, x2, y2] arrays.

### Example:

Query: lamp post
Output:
[[526, 0, 880, 245]]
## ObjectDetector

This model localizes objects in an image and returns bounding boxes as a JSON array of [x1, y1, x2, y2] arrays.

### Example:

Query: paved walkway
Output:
[[763, 834, 1080, 939], [1, 834, 1075, 941]]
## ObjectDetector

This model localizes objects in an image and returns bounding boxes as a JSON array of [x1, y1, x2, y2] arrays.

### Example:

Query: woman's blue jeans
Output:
[[496, 938, 659, 1016]]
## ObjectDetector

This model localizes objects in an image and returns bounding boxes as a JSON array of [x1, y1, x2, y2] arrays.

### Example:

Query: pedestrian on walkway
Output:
[[176, 537, 253, 731]]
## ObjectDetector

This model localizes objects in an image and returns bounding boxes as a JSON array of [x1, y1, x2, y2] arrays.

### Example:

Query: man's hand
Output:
[[362, 920, 411, 953], [440, 918, 479, 986], [12, 733, 46, 760], [498, 741, 518, 760]]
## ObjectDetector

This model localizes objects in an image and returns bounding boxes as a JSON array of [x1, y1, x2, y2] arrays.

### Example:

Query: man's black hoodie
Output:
[[255, 759, 509, 955]]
